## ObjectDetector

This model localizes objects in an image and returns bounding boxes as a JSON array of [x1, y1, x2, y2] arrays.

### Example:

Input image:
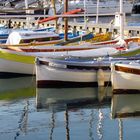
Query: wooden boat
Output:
[[0, 29, 95, 46], [1, 35, 139, 54], [35, 57, 111, 88], [111, 60, 140, 94], [6, 30, 60, 45], [31, 42, 140, 57], [111, 93, 140, 118], [0, 38, 140, 75], [6, 27, 89, 45], [3, 35, 140, 53], [0, 35, 140, 75], [0, 27, 59, 44], [35, 56, 140, 88], [4, 30, 94, 47]]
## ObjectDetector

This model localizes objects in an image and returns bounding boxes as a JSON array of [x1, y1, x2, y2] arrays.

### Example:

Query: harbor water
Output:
[[0, 76, 140, 140]]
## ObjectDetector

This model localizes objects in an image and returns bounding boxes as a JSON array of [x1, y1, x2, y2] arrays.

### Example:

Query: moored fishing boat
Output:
[[111, 61, 140, 94], [1, 27, 112, 47], [35, 56, 140, 88], [0, 39, 140, 75], [35, 57, 111, 88], [2, 35, 140, 50], [5, 29, 94, 46], [0, 26, 60, 44], [6, 30, 60, 45]]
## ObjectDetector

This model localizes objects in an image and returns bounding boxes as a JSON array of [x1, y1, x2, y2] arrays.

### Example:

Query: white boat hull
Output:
[[0, 58, 34, 75], [36, 60, 111, 88], [111, 62, 140, 93], [0, 47, 116, 75]]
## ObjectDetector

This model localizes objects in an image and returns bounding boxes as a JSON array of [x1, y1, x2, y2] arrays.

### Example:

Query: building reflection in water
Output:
[[36, 86, 112, 140], [111, 92, 140, 140]]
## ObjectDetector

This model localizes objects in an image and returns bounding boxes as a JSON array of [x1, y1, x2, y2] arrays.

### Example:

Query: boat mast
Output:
[[96, 0, 99, 24], [25, 0, 30, 28], [118, 119, 123, 140], [51, 0, 58, 30], [84, 0, 87, 30], [49, 111, 55, 140], [64, 0, 68, 41], [65, 108, 70, 140], [120, 0, 124, 40], [14, 100, 29, 139]]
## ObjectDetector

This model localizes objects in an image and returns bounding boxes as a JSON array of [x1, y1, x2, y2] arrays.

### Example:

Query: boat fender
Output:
[[97, 69, 105, 87]]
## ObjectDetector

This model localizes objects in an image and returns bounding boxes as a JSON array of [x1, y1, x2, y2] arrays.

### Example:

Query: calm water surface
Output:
[[0, 76, 140, 140]]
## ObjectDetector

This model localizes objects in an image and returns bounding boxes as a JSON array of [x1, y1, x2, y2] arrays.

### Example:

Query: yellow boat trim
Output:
[[0, 50, 35, 64], [87, 32, 112, 43]]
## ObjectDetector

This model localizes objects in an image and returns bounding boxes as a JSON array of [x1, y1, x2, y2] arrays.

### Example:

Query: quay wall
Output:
[[0, 18, 140, 37]]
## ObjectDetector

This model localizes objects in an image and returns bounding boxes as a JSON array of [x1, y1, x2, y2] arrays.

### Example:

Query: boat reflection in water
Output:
[[111, 92, 140, 140], [36, 86, 112, 140], [0, 76, 36, 102], [111, 93, 140, 119], [36, 87, 112, 111], [0, 76, 36, 140]]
